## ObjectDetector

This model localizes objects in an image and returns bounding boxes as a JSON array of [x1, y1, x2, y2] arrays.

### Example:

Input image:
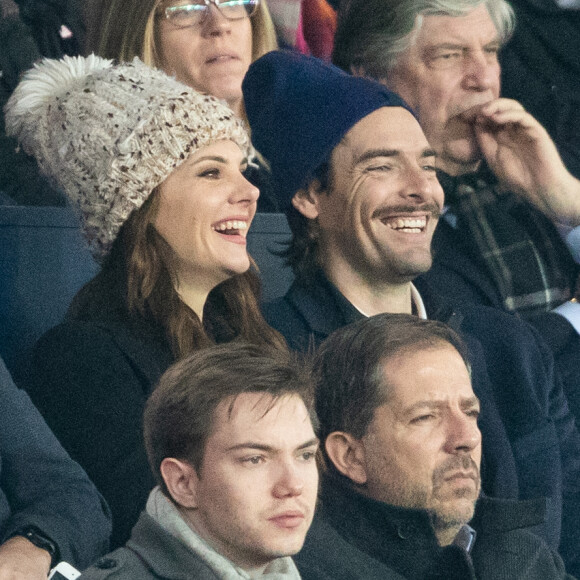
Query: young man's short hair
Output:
[[144, 342, 317, 496]]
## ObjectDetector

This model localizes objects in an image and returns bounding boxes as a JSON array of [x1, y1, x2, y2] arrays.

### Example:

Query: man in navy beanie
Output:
[[242, 50, 580, 575], [331, 0, 580, 439]]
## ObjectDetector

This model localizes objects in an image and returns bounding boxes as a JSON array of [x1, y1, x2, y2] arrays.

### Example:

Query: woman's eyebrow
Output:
[[190, 155, 228, 165]]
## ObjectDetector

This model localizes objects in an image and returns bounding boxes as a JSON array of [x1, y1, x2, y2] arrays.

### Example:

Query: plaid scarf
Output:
[[438, 167, 577, 317]]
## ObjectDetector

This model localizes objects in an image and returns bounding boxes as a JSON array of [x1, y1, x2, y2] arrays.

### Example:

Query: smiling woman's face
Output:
[[156, 1, 253, 116], [154, 139, 259, 294]]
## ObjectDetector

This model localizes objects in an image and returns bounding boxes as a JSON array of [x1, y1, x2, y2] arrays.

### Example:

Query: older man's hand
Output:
[[0, 536, 52, 579], [464, 98, 580, 227]]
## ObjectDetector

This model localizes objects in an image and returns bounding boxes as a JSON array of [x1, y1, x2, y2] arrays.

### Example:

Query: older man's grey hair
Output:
[[332, 0, 515, 79]]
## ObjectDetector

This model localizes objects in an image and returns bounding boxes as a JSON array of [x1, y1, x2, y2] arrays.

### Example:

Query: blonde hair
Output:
[[89, 0, 277, 70]]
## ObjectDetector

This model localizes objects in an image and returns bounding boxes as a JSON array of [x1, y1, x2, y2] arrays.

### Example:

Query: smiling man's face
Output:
[[385, 4, 501, 175], [299, 106, 443, 286]]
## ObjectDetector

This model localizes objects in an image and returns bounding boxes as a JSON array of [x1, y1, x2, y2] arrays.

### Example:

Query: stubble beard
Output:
[[427, 454, 480, 534]]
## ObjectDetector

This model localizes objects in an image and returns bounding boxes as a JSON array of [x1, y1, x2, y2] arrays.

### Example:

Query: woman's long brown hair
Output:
[[71, 189, 286, 358]]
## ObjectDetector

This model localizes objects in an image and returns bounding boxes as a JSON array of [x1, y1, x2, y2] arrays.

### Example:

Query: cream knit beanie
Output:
[[5, 54, 252, 260]]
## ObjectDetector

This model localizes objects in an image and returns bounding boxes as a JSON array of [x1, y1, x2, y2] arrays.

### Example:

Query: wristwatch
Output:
[[10, 526, 59, 567]]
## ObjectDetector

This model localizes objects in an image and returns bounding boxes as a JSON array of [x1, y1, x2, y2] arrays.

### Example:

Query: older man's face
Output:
[[359, 346, 482, 539], [386, 4, 501, 174]]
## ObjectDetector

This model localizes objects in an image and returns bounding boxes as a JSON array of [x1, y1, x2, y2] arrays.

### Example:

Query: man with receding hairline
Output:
[[294, 314, 573, 579]]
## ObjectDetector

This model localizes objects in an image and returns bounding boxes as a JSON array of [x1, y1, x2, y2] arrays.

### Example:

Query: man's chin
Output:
[[430, 500, 476, 532]]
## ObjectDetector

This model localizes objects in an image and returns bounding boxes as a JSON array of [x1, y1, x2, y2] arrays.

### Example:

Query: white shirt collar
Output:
[[351, 283, 427, 319]]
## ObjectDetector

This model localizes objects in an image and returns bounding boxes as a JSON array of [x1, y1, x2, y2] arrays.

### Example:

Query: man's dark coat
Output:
[[417, 220, 580, 428], [296, 477, 574, 580]]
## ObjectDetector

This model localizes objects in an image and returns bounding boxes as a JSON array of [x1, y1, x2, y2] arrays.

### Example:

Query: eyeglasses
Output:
[[162, 0, 260, 28]]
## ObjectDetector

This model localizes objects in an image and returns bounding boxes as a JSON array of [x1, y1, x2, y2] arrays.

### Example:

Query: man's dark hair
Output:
[[144, 342, 317, 495], [282, 162, 331, 285], [313, 313, 470, 470]]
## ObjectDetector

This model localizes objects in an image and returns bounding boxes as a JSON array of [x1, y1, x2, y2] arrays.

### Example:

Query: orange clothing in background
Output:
[[302, 0, 337, 61]]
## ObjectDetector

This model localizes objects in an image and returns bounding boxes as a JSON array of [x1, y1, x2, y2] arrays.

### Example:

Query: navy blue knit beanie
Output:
[[242, 50, 415, 209]]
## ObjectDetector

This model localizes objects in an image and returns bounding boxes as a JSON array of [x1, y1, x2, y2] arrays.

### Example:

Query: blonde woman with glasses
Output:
[[88, 0, 279, 209]]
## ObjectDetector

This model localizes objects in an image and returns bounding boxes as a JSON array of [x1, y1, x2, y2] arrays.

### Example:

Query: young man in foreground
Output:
[[81, 343, 319, 579]]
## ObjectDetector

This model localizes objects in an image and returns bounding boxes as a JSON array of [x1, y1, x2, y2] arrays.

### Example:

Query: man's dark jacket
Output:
[[263, 269, 580, 575], [417, 219, 580, 427], [295, 476, 574, 580], [0, 356, 111, 569]]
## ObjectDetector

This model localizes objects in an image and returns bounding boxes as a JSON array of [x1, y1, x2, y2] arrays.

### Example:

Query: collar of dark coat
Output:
[[91, 317, 174, 391], [287, 268, 462, 335], [317, 476, 477, 580], [419, 219, 505, 308], [286, 269, 360, 339], [320, 474, 546, 545], [298, 513, 411, 580], [69, 287, 175, 391], [319, 475, 439, 548], [470, 495, 547, 532]]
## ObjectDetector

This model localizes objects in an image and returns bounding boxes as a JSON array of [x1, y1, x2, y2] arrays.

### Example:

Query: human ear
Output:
[[291, 180, 324, 220], [160, 458, 199, 508], [325, 432, 368, 485]]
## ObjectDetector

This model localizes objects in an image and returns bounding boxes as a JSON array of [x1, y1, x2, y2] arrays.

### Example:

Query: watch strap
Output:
[[11, 526, 59, 567]]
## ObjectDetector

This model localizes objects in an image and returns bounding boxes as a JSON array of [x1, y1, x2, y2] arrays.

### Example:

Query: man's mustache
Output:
[[433, 454, 480, 489], [372, 202, 442, 220]]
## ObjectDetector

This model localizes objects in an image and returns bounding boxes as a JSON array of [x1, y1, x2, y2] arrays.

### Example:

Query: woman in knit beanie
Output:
[[5, 54, 285, 549], [87, 0, 280, 211]]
